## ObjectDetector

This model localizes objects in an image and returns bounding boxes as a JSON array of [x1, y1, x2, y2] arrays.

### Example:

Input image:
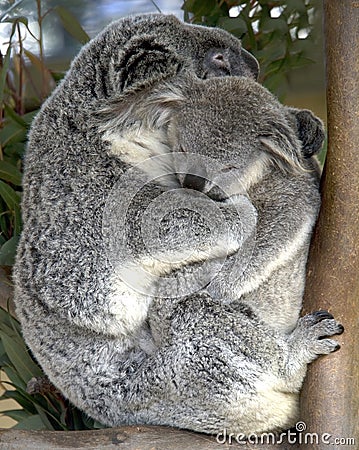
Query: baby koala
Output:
[[98, 73, 344, 434]]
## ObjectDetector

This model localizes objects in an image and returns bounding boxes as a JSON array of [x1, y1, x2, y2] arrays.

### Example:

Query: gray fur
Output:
[[13, 14, 342, 435]]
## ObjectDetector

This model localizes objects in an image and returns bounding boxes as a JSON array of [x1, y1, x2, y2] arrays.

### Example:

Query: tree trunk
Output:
[[300, 0, 359, 448]]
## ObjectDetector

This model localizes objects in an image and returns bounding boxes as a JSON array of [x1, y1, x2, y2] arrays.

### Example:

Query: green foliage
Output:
[[182, 0, 321, 97], [0, 306, 106, 430], [0, 0, 92, 430]]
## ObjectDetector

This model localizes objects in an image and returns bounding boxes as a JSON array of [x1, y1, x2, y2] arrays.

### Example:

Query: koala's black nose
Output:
[[182, 174, 206, 192]]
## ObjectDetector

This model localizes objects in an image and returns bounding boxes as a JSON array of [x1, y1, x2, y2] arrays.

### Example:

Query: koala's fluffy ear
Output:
[[98, 84, 185, 182], [286, 108, 325, 158], [98, 81, 185, 157], [241, 49, 260, 80], [109, 35, 184, 94]]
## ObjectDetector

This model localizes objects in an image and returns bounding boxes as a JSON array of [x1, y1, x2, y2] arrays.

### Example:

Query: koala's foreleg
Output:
[[107, 191, 254, 334], [223, 173, 320, 299]]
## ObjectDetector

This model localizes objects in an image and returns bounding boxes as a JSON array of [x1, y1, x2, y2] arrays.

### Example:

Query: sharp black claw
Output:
[[312, 310, 334, 322], [333, 343, 341, 352]]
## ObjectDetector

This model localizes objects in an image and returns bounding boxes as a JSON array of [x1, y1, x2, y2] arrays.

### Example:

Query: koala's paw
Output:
[[292, 310, 344, 361]]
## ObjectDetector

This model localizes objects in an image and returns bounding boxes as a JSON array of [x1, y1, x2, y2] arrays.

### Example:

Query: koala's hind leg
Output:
[[214, 310, 343, 436], [284, 311, 344, 388], [21, 298, 343, 436], [145, 294, 343, 435]]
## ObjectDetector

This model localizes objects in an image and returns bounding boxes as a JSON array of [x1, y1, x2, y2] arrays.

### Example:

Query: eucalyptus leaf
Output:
[[23, 49, 56, 98], [54, 6, 90, 45], [218, 16, 247, 36], [3, 142, 26, 159], [93, 419, 107, 429], [287, 55, 314, 69], [22, 110, 38, 126], [3, 16, 28, 27], [3, 390, 38, 414], [69, 407, 85, 430], [3, 382, 69, 431], [50, 71, 66, 82], [0, 331, 43, 383], [0, 21, 17, 107], [35, 405, 57, 431], [13, 414, 47, 430], [186, 0, 211, 15], [0, 123, 27, 147], [261, 17, 288, 35], [0, 181, 22, 235], [0, 338, 5, 359], [80, 413, 98, 429], [8, 308, 22, 336], [0, 408, 31, 422], [0, 321, 18, 340], [2, 365, 27, 391], [4, 104, 28, 129], [0, 46, 11, 108], [0, 352, 11, 367], [0, 214, 9, 238], [0, 160, 22, 186], [0, 306, 19, 331], [284, 0, 308, 15]]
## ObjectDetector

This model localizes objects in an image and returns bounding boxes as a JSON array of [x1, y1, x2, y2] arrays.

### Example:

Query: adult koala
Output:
[[13, 13, 341, 435]]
